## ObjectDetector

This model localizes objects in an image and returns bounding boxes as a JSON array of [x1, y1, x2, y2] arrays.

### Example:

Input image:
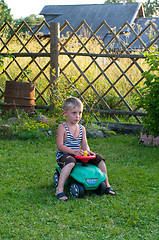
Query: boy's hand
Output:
[[87, 150, 95, 156], [74, 149, 84, 156]]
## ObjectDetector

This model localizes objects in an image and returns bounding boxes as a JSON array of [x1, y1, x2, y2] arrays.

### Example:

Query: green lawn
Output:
[[0, 134, 158, 239]]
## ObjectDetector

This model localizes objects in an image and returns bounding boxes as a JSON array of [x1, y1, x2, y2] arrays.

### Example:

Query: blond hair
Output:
[[63, 97, 83, 111]]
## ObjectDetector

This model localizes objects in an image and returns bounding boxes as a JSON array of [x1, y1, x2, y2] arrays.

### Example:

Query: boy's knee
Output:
[[67, 162, 75, 168], [65, 155, 76, 166], [96, 153, 104, 161]]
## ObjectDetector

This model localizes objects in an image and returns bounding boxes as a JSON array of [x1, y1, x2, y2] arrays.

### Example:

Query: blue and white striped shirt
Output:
[[56, 123, 83, 161]]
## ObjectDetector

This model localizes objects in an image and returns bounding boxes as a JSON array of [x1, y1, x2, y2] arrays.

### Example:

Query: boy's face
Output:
[[64, 105, 83, 124]]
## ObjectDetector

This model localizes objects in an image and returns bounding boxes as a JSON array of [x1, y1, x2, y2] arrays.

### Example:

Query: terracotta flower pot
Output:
[[153, 136, 159, 146], [140, 133, 159, 146]]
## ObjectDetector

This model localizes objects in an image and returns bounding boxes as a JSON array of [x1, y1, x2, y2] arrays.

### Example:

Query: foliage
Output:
[[0, 0, 12, 25], [104, 0, 159, 17], [50, 70, 76, 120], [143, 0, 159, 17], [0, 110, 51, 139], [13, 14, 44, 33], [136, 48, 159, 137], [0, 1, 44, 35], [104, 0, 136, 3], [0, 135, 159, 239], [0, 54, 13, 75], [0, 56, 6, 74]]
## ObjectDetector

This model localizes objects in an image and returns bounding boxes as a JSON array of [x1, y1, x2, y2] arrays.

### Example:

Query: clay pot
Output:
[[153, 136, 159, 146], [140, 133, 159, 146]]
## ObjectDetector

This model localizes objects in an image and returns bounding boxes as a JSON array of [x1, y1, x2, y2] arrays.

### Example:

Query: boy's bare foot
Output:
[[105, 187, 115, 195], [56, 192, 68, 201]]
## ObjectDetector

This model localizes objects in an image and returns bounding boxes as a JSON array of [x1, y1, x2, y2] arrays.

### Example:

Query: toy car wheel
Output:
[[70, 182, 85, 198], [94, 182, 106, 195], [53, 171, 59, 187]]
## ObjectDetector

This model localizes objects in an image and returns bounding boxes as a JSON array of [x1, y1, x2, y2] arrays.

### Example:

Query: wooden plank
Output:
[[102, 122, 143, 134], [50, 22, 60, 105], [59, 51, 145, 59], [93, 109, 146, 116], [0, 53, 50, 57]]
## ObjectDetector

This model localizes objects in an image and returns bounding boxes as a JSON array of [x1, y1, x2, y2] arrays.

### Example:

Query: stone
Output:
[[86, 129, 104, 139], [140, 133, 159, 146], [7, 117, 18, 123], [1, 124, 10, 132], [153, 136, 159, 146], [96, 130, 104, 139]]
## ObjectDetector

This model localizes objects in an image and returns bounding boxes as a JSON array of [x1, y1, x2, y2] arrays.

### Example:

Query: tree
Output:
[[0, 0, 13, 25], [0, 1, 44, 32], [143, 0, 159, 17], [104, 0, 159, 17], [14, 14, 44, 28], [104, 0, 136, 3], [13, 14, 44, 33]]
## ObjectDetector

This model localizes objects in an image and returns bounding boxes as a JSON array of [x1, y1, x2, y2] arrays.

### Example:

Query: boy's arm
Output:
[[56, 124, 83, 156]]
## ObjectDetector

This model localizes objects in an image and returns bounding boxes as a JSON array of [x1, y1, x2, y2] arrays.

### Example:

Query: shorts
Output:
[[57, 153, 104, 169]]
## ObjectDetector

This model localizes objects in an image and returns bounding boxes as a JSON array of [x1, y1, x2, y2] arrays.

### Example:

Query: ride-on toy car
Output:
[[53, 153, 106, 198]]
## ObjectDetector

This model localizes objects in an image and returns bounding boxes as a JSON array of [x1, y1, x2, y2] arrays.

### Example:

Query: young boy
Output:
[[56, 97, 115, 200]]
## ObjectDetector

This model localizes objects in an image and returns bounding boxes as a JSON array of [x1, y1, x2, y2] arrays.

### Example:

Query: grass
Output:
[[0, 134, 158, 239]]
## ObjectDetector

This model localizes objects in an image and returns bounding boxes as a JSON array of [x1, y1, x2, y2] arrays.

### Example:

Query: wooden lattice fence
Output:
[[0, 20, 159, 123]]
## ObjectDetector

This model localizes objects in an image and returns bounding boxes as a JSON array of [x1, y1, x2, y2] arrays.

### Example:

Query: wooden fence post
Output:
[[50, 22, 60, 110]]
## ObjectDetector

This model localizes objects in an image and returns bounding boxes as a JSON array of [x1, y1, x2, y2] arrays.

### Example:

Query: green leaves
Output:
[[0, 54, 14, 75], [136, 48, 159, 137], [0, 0, 13, 26]]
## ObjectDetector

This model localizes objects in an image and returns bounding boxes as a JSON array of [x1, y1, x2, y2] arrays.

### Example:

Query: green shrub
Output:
[[136, 48, 159, 137]]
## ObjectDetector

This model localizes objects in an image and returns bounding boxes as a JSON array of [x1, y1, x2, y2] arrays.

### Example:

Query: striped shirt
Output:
[[56, 123, 83, 161]]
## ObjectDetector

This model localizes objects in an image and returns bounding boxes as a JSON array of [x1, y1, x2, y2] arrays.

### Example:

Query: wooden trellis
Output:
[[0, 20, 51, 108], [0, 19, 158, 123]]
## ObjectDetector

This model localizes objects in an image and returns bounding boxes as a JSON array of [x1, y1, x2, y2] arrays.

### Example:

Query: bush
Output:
[[136, 48, 159, 137]]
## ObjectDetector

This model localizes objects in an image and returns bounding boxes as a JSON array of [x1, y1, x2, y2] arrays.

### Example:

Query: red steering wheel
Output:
[[74, 154, 95, 163]]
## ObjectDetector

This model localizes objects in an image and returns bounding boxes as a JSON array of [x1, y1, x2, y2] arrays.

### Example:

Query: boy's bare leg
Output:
[[98, 160, 115, 195], [56, 162, 75, 200]]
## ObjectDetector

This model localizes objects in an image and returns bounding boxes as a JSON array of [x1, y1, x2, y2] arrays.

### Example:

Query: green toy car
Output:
[[53, 154, 106, 198]]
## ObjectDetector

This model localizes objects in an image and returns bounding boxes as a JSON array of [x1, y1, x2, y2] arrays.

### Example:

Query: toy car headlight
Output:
[[86, 179, 97, 185]]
